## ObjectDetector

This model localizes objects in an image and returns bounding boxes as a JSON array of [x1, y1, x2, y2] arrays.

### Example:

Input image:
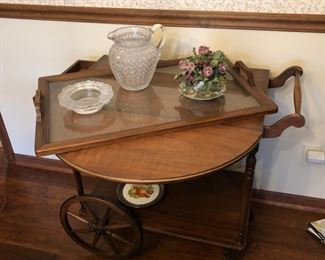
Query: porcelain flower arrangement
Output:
[[175, 46, 227, 100]]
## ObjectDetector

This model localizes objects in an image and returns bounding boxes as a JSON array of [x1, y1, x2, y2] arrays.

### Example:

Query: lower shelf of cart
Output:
[[139, 170, 245, 249], [92, 170, 247, 250]]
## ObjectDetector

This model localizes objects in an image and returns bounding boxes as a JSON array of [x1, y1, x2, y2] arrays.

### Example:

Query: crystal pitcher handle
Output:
[[151, 24, 166, 50]]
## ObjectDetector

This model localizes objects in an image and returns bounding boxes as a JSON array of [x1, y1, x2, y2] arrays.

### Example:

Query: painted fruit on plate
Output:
[[128, 185, 154, 199]]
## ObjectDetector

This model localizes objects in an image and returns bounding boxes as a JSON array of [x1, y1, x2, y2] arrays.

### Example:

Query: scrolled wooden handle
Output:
[[233, 60, 255, 86], [263, 66, 305, 138], [293, 69, 302, 115]]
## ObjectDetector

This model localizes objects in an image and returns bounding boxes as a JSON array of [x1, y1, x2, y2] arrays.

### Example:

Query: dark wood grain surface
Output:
[[59, 124, 261, 183], [0, 152, 323, 259]]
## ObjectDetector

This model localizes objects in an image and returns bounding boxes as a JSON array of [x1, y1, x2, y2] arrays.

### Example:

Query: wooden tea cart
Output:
[[34, 56, 304, 259]]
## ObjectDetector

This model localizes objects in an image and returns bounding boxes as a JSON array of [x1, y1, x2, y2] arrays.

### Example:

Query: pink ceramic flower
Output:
[[178, 60, 188, 70], [202, 66, 213, 77], [218, 63, 227, 75], [186, 74, 194, 84], [187, 62, 196, 73], [198, 46, 210, 55], [202, 61, 209, 67]]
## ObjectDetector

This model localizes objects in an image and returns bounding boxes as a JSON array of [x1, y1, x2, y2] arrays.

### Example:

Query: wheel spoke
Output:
[[107, 230, 135, 246], [109, 223, 132, 230], [101, 207, 111, 225], [103, 233, 120, 256], [61, 196, 141, 258], [92, 232, 102, 248], [80, 201, 97, 221], [67, 210, 89, 224]]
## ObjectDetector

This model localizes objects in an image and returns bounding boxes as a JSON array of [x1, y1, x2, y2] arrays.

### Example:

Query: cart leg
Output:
[[72, 170, 86, 214], [73, 170, 85, 196], [237, 144, 259, 247]]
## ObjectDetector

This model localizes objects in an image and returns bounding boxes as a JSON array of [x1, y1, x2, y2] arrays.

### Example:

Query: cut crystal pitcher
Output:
[[108, 24, 166, 91]]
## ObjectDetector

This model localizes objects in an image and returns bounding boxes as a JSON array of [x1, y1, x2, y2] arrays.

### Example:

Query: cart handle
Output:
[[33, 89, 43, 123], [263, 66, 305, 138], [233, 60, 255, 86]]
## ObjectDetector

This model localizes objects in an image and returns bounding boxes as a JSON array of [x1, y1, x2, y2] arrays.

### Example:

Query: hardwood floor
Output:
[[0, 152, 324, 259]]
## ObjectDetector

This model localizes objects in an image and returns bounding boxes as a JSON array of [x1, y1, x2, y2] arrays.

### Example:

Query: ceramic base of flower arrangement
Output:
[[178, 81, 226, 100], [117, 183, 165, 208]]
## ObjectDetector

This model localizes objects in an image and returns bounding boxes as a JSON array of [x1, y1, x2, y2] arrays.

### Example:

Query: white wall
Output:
[[0, 18, 324, 198]]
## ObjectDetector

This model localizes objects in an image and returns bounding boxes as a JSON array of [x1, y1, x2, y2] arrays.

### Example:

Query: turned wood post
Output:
[[237, 144, 259, 246]]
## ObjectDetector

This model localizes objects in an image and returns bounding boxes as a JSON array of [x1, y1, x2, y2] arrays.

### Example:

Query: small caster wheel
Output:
[[60, 195, 142, 258]]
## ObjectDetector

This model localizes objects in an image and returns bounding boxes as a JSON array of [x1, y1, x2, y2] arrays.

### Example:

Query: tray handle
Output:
[[233, 61, 255, 86], [263, 66, 305, 138], [33, 89, 43, 123]]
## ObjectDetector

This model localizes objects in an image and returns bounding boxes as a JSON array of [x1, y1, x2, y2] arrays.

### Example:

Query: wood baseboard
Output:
[[11, 153, 325, 214], [14, 153, 72, 174], [253, 189, 325, 214]]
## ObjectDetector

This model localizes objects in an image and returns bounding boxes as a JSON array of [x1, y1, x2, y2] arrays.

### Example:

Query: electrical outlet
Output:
[[303, 145, 325, 166], [307, 150, 325, 164]]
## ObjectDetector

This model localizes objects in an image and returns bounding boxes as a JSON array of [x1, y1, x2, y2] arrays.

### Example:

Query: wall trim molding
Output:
[[10, 153, 325, 214], [14, 153, 72, 174], [0, 3, 324, 33]]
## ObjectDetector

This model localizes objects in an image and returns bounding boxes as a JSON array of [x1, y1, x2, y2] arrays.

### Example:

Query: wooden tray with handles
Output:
[[34, 59, 278, 156]]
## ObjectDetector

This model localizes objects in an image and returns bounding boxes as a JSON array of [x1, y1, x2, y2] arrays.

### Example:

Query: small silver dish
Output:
[[58, 80, 113, 115]]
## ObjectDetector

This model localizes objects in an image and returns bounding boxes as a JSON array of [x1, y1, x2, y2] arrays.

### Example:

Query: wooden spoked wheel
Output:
[[60, 195, 142, 258]]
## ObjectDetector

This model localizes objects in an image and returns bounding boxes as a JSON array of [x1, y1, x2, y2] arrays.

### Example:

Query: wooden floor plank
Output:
[[0, 243, 56, 260]]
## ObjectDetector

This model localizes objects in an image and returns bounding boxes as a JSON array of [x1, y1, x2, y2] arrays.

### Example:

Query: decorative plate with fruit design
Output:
[[117, 183, 165, 208]]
